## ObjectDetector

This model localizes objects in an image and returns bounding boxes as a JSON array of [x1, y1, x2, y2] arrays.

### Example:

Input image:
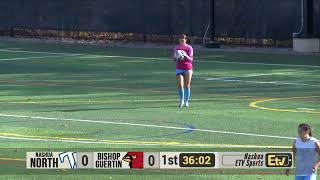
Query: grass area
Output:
[[0, 40, 319, 179]]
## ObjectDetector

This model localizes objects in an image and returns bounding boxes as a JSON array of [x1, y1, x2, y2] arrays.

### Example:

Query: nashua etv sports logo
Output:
[[221, 152, 293, 168]]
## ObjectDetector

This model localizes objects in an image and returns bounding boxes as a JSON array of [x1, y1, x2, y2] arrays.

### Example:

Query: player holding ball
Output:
[[173, 34, 194, 108]]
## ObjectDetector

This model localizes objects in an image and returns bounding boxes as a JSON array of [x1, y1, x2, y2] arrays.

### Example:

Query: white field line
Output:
[[243, 73, 288, 77], [0, 49, 80, 55], [296, 70, 320, 74], [206, 73, 289, 80], [296, 108, 316, 111], [0, 49, 162, 60], [0, 55, 78, 61], [206, 71, 320, 79], [206, 77, 320, 87], [1, 49, 320, 68], [0, 113, 296, 140]]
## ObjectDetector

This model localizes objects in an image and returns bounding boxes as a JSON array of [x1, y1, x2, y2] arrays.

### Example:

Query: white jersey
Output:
[[295, 137, 319, 176]]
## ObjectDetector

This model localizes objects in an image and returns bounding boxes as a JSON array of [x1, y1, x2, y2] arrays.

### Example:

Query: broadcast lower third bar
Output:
[[26, 152, 293, 169]]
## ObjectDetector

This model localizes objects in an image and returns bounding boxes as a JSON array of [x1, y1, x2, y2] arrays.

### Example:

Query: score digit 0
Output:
[[143, 152, 160, 169], [76, 152, 93, 169]]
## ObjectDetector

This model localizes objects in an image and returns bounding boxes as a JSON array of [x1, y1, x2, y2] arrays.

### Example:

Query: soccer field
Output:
[[0, 40, 319, 179]]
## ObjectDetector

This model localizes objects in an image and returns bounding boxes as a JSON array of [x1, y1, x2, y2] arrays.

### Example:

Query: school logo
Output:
[[265, 153, 293, 167], [27, 152, 77, 169], [59, 152, 77, 169], [122, 152, 144, 169]]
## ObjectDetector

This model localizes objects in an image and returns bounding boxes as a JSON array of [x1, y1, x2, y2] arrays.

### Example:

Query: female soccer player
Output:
[[292, 123, 320, 180], [173, 34, 194, 108]]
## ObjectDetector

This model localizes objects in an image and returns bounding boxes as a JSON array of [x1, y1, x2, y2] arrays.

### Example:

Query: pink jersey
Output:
[[174, 44, 193, 70]]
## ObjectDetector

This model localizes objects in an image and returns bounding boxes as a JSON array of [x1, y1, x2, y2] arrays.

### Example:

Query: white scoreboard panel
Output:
[[26, 152, 293, 169]]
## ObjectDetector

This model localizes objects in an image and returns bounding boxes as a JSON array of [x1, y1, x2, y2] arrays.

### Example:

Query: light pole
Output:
[[303, 0, 314, 37], [294, 0, 315, 38], [209, 0, 215, 40], [205, 0, 220, 48], [293, 0, 319, 52]]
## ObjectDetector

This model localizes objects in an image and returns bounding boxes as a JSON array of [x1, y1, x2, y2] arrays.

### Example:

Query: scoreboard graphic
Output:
[[26, 152, 293, 169], [218, 152, 293, 168]]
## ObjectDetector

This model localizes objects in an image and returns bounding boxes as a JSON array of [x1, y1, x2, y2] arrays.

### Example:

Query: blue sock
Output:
[[185, 88, 190, 102], [178, 88, 184, 104]]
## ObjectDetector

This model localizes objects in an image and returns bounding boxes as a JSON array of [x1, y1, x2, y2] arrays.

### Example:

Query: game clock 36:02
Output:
[[179, 153, 215, 168]]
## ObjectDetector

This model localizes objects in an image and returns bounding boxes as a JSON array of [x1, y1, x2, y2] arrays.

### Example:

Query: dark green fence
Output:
[[0, 0, 319, 40]]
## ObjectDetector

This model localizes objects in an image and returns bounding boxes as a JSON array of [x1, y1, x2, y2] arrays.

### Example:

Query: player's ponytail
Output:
[[298, 123, 312, 137]]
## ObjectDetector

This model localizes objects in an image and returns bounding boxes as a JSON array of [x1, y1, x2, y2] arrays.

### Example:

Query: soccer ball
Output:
[[174, 50, 185, 61]]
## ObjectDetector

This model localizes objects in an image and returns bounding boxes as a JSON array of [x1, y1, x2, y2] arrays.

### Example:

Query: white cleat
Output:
[[179, 102, 184, 108], [185, 102, 189, 107]]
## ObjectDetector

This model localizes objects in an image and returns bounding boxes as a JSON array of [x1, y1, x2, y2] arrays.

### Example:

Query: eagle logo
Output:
[[122, 152, 143, 169]]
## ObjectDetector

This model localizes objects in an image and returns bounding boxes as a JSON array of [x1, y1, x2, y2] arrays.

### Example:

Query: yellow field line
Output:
[[0, 133, 95, 141], [0, 157, 25, 162], [0, 132, 186, 145], [250, 96, 320, 114], [0, 132, 290, 148]]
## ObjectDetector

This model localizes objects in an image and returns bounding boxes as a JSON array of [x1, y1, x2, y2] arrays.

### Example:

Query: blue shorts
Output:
[[176, 69, 193, 75], [295, 175, 317, 180]]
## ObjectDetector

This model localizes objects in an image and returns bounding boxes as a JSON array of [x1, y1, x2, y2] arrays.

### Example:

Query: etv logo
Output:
[[266, 153, 293, 167]]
